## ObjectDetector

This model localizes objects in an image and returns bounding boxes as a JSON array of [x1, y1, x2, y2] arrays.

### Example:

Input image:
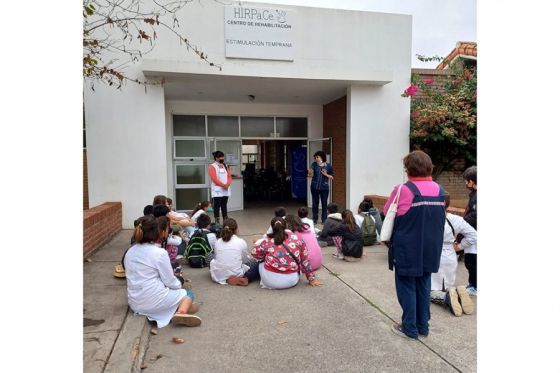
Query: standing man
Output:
[[208, 151, 231, 224], [307, 151, 333, 225]]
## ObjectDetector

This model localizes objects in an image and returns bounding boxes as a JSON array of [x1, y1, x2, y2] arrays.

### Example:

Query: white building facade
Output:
[[84, 1, 412, 228]]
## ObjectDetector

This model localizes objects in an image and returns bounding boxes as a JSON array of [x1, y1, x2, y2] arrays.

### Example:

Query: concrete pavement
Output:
[[83, 204, 476, 373]]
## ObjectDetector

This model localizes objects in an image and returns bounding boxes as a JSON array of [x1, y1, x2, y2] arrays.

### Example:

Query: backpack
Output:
[[360, 213, 377, 246], [186, 229, 214, 268]]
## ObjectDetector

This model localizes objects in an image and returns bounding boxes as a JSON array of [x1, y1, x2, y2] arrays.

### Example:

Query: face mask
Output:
[[218, 159, 225, 164], [207, 207, 214, 213]]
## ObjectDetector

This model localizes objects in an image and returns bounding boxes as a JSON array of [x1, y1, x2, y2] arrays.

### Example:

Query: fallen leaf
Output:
[[140, 363, 148, 369], [150, 328, 158, 335], [277, 320, 288, 325], [149, 354, 164, 362], [172, 337, 184, 344], [85, 258, 93, 262]]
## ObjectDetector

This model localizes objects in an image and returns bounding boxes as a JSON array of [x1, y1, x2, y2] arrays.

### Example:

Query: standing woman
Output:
[[307, 151, 333, 225], [384, 150, 446, 340], [208, 151, 232, 224]]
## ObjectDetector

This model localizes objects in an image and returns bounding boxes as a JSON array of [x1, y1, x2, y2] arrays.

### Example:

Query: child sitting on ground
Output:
[[284, 215, 322, 271], [210, 218, 260, 286], [297, 206, 315, 233], [191, 201, 212, 227], [155, 215, 183, 278], [263, 206, 287, 236], [329, 209, 364, 261], [317, 203, 342, 247]]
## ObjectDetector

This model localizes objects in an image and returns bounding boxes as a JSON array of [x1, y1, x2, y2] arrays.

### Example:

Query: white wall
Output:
[[345, 12, 412, 211], [84, 81, 167, 229], [165, 99, 323, 198]]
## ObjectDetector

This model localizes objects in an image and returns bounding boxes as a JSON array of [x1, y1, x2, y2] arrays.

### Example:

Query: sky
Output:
[[247, 0, 477, 68]]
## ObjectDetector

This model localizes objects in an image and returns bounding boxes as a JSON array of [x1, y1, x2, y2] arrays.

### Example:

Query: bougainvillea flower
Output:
[[412, 111, 420, 118], [424, 78, 434, 85], [404, 84, 418, 96]]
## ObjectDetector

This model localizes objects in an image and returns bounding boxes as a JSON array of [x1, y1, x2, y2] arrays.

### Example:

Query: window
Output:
[[175, 164, 206, 186], [173, 115, 206, 136], [174, 139, 206, 159], [207, 116, 239, 137], [175, 188, 209, 211], [240, 117, 274, 137], [276, 117, 308, 137]]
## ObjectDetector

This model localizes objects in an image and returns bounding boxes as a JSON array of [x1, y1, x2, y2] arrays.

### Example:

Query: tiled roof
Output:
[[436, 41, 477, 69]]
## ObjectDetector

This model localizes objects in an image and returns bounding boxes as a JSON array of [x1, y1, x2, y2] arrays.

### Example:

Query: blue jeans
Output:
[[394, 271, 431, 338], [311, 187, 329, 223]]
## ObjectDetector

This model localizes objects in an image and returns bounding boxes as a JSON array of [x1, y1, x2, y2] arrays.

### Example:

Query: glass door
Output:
[[307, 138, 333, 208]]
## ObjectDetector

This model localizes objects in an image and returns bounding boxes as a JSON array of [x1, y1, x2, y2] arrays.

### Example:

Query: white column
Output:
[[84, 82, 167, 228], [346, 81, 410, 211]]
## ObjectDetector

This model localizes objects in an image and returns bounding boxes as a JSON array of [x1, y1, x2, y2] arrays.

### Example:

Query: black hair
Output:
[[197, 213, 211, 229], [274, 206, 286, 218], [213, 151, 225, 160], [155, 215, 171, 237], [221, 218, 238, 242], [327, 203, 338, 214], [362, 198, 373, 211], [358, 201, 369, 213], [297, 206, 309, 218], [153, 204, 170, 218], [143, 205, 154, 216], [313, 151, 327, 163], [463, 166, 477, 184], [268, 217, 287, 245]]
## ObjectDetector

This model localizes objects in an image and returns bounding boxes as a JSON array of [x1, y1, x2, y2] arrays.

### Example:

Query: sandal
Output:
[[113, 263, 126, 278], [171, 312, 202, 327]]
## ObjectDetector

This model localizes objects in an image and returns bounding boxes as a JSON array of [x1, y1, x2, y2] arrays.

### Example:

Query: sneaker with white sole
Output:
[[456, 285, 474, 315], [466, 285, 477, 296], [447, 287, 463, 316], [332, 253, 345, 260], [391, 323, 416, 340]]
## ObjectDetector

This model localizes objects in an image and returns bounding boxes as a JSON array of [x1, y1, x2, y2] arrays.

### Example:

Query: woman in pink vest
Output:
[[208, 151, 232, 224]]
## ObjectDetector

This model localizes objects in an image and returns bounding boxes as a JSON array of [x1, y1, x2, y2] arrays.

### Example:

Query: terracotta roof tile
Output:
[[436, 41, 477, 69]]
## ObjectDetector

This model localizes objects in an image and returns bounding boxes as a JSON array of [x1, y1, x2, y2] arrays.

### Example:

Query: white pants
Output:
[[431, 255, 458, 291], [259, 263, 299, 289]]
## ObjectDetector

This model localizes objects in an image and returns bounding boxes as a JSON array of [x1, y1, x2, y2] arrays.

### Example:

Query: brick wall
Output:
[[364, 194, 464, 217], [323, 95, 347, 208], [410, 68, 454, 101], [83, 149, 89, 210], [435, 171, 469, 207], [83, 202, 122, 256]]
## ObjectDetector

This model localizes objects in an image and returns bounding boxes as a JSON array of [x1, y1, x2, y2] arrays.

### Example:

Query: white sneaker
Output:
[[332, 253, 345, 260]]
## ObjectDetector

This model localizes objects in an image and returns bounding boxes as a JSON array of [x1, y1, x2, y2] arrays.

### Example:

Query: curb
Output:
[[104, 310, 151, 373]]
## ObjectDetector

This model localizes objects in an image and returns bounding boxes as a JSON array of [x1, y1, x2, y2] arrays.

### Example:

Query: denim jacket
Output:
[[310, 162, 333, 191]]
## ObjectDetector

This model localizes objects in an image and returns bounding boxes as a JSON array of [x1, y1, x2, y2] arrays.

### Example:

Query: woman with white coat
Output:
[[430, 194, 477, 317], [208, 151, 232, 224], [124, 215, 202, 328]]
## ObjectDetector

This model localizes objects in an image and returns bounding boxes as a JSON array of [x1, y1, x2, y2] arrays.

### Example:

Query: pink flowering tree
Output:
[[402, 57, 477, 178]]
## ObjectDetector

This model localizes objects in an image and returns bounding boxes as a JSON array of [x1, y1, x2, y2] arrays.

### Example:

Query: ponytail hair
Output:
[[220, 218, 238, 242], [132, 215, 159, 244], [341, 209, 357, 232], [193, 200, 210, 214], [268, 217, 286, 246], [284, 215, 308, 233]]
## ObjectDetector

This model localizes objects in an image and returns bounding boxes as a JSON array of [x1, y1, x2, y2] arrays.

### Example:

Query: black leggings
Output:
[[464, 253, 477, 288], [212, 196, 229, 220]]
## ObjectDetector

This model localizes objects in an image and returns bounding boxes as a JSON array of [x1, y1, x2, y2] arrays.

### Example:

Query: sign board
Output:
[[224, 6, 294, 61]]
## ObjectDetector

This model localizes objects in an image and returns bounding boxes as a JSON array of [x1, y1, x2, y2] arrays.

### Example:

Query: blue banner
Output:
[[291, 146, 307, 199]]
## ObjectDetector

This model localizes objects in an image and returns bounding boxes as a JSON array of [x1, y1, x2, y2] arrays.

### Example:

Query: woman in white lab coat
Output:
[[208, 150, 232, 225], [123, 215, 202, 328]]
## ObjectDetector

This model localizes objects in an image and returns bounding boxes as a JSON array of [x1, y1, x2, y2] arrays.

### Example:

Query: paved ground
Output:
[[84, 203, 476, 373]]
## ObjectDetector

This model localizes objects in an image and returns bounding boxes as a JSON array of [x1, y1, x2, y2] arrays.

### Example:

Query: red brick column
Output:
[[323, 96, 347, 208], [83, 202, 122, 256], [83, 149, 89, 210]]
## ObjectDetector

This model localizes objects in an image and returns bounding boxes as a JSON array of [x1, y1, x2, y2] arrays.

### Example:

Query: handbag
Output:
[[379, 184, 403, 242]]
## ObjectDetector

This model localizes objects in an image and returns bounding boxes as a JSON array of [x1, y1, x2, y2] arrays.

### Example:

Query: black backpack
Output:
[[360, 212, 377, 246], [186, 229, 214, 268]]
